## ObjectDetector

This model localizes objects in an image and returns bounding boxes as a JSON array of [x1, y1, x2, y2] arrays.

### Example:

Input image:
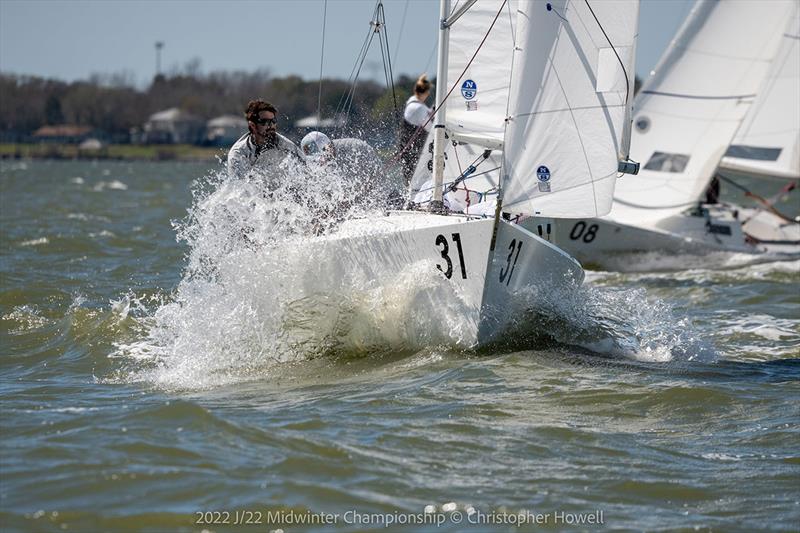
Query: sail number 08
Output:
[[569, 221, 599, 243]]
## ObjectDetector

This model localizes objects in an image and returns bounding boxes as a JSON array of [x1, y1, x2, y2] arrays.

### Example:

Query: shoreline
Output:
[[0, 143, 225, 162]]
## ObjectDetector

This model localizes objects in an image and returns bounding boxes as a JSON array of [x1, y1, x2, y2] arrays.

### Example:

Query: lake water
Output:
[[1, 160, 798, 532]]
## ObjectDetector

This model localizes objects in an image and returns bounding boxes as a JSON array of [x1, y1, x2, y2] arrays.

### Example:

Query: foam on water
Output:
[[18, 237, 50, 247], [91, 179, 128, 192], [515, 277, 717, 363], [112, 161, 716, 388], [594, 250, 800, 273], [2, 305, 49, 333]]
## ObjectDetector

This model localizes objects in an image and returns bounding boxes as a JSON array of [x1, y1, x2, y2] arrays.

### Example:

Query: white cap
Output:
[[300, 131, 333, 160]]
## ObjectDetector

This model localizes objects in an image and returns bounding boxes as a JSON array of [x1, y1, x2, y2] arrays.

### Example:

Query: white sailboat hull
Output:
[[298, 211, 583, 347], [529, 206, 800, 266]]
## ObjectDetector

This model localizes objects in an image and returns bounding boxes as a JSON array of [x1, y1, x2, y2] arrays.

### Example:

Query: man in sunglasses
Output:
[[227, 99, 303, 180]]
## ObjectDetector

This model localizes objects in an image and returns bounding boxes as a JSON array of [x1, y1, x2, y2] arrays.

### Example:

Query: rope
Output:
[[334, 2, 381, 122], [413, 164, 501, 198], [448, 149, 493, 191], [392, 0, 410, 69], [717, 175, 799, 224], [316, 0, 328, 122]]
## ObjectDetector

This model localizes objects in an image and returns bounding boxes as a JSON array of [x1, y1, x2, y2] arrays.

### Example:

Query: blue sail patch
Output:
[[461, 79, 477, 100]]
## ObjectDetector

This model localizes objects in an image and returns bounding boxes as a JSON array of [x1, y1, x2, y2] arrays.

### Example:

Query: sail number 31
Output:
[[499, 239, 523, 285], [435, 233, 467, 279]]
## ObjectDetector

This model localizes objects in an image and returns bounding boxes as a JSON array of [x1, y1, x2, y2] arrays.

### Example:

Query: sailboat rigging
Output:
[[279, 0, 640, 347]]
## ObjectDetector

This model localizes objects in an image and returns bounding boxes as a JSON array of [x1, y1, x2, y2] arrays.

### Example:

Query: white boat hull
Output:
[[525, 205, 800, 267], [294, 211, 583, 347]]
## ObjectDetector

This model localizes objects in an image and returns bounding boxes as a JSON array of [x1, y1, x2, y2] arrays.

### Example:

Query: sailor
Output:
[[398, 74, 434, 186], [705, 175, 721, 204], [227, 99, 303, 181], [301, 131, 403, 210]]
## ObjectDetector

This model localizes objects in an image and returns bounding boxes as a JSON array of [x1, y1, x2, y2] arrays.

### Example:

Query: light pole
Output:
[[155, 41, 164, 77]]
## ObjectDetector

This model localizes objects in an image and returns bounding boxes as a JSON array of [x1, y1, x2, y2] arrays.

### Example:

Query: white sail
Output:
[[720, 6, 800, 181], [502, 0, 639, 218], [410, 0, 515, 202], [612, 0, 793, 218], [445, 0, 518, 149]]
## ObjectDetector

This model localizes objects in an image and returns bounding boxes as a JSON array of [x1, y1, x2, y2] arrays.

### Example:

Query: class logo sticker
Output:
[[536, 165, 551, 182], [536, 165, 551, 192], [461, 79, 477, 100]]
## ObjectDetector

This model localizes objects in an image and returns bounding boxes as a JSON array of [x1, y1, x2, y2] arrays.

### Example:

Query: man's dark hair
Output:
[[245, 100, 278, 122]]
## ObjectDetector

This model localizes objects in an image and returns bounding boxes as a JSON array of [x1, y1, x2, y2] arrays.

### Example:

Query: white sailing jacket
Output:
[[227, 132, 303, 180]]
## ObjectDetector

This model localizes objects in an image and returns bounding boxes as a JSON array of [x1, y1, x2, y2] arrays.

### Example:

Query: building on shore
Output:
[[142, 108, 204, 144], [32, 125, 94, 144], [205, 114, 247, 147]]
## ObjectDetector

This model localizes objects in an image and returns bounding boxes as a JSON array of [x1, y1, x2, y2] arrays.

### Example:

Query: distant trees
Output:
[[0, 70, 400, 143], [0, 69, 648, 145]]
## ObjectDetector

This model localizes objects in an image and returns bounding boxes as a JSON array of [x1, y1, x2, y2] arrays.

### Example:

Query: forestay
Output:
[[501, 0, 638, 218], [720, 6, 800, 181], [613, 0, 793, 215]]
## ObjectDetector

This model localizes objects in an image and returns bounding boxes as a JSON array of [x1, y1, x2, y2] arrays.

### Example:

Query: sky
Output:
[[0, 0, 694, 87]]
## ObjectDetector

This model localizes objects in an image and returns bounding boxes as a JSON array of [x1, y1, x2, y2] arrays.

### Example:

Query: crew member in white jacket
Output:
[[227, 99, 303, 181], [398, 74, 434, 185]]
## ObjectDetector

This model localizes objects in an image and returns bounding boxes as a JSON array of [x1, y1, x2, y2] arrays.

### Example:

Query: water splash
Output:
[[574, 284, 717, 362], [112, 159, 713, 389], [501, 276, 718, 363], [112, 158, 441, 388], [2, 305, 48, 333]]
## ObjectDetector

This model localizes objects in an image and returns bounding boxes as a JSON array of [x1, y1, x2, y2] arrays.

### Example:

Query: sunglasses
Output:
[[252, 117, 277, 126]]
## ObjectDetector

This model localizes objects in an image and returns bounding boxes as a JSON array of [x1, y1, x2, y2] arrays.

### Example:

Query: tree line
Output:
[[0, 70, 418, 143]]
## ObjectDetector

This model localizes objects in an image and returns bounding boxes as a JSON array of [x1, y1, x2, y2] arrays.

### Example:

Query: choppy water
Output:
[[1, 160, 798, 532]]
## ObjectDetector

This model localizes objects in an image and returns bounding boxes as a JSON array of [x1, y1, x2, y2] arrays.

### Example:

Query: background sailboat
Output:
[[720, 6, 800, 182], [719, 7, 800, 249], [546, 0, 798, 264]]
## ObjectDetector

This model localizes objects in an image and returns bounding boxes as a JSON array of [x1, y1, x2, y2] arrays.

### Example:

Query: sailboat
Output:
[[297, 0, 639, 347], [718, 8, 800, 249], [720, 7, 800, 182], [536, 0, 798, 265]]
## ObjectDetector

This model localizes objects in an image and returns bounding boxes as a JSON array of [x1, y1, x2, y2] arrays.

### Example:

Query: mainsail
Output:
[[612, 0, 793, 220], [720, 6, 800, 181], [501, 0, 639, 218]]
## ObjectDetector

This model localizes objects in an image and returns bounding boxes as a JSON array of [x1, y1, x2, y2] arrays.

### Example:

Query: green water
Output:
[[1, 160, 798, 532]]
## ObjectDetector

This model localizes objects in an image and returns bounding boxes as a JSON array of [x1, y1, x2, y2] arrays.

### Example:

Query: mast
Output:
[[430, 0, 451, 212]]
